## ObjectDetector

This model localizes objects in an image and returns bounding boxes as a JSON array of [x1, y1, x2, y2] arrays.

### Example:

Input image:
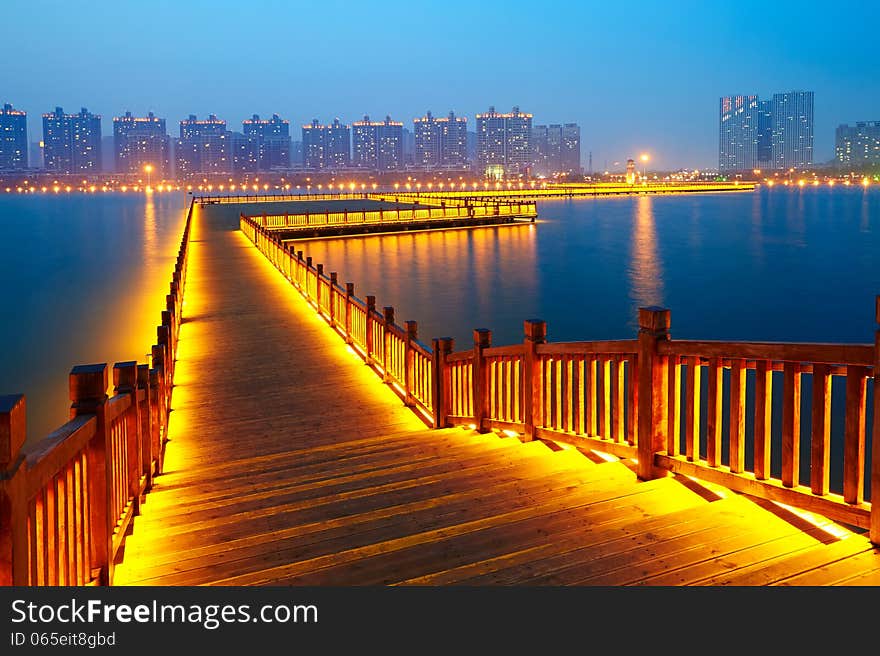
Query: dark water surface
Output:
[[2, 187, 878, 458], [0, 192, 187, 443]]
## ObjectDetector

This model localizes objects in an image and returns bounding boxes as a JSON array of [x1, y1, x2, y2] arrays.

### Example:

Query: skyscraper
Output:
[[718, 95, 759, 172], [113, 111, 169, 176], [757, 100, 773, 169], [242, 114, 290, 170], [835, 122, 880, 167], [352, 115, 403, 170], [301, 118, 350, 170], [0, 103, 28, 170], [230, 131, 259, 173], [476, 106, 533, 175], [413, 110, 468, 169], [530, 123, 581, 175], [176, 114, 229, 177], [561, 123, 581, 174], [42, 107, 102, 173], [772, 91, 814, 170]]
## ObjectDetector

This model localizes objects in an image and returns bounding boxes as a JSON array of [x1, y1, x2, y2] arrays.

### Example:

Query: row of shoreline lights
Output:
[[4, 177, 874, 193]]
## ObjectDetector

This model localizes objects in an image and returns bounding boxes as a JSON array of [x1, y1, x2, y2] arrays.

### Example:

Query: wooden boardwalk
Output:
[[113, 206, 879, 586]]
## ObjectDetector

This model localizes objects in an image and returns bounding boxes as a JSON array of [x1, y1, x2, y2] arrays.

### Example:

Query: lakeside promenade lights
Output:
[[144, 164, 153, 190], [640, 153, 650, 183]]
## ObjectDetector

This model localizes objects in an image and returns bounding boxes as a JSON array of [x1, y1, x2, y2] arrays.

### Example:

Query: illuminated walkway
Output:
[[114, 207, 877, 586]]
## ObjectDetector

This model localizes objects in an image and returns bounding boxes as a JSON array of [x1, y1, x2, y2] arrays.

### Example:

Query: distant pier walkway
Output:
[[110, 203, 877, 586]]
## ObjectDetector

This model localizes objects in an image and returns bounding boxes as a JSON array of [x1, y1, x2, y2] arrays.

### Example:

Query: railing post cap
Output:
[[113, 361, 138, 390], [0, 394, 26, 468], [136, 364, 151, 387], [383, 306, 395, 319], [69, 363, 108, 403], [330, 271, 338, 282], [638, 307, 671, 332], [473, 328, 492, 347], [366, 295, 376, 308], [346, 282, 355, 294], [524, 319, 547, 341]]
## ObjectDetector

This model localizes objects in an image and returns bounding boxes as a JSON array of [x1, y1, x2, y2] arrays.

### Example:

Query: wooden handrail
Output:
[[0, 196, 195, 585], [239, 214, 880, 545]]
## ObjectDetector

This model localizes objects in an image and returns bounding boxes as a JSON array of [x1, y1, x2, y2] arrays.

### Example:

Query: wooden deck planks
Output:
[[113, 204, 876, 588]]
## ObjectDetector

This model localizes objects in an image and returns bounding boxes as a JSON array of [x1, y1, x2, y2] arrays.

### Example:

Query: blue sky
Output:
[[2, 0, 877, 169]]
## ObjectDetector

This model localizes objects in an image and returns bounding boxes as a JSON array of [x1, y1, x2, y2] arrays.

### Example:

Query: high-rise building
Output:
[[476, 106, 533, 175], [352, 115, 403, 170], [835, 122, 880, 167], [757, 100, 773, 168], [0, 103, 28, 170], [242, 113, 290, 170], [113, 111, 169, 176], [530, 123, 581, 175], [176, 114, 229, 177], [772, 91, 814, 170], [413, 110, 468, 169], [42, 107, 102, 173], [230, 131, 259, 173], [719, 95, 760, 172], [561, 123, 581, 174], [301, 118, 350, 170]]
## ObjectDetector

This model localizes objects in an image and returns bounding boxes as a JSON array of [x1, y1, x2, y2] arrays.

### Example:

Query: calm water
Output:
[[2, 187, 878, 465], [300, 188, 880, 348], [0, 193, 188, 443]]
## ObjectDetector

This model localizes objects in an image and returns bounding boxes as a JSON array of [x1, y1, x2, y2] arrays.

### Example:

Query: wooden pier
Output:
[[2, 194, 879, 587]]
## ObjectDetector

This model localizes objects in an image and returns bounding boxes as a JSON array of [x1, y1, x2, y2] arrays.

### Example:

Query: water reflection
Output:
[[627, 195, 664, 309], [293, 224, 538, 346]]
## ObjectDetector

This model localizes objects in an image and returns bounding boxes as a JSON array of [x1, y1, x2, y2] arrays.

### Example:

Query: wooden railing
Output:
[[249, 200, 537, 230], [242, 215, 880, 544], [0, 199, 194, 585]]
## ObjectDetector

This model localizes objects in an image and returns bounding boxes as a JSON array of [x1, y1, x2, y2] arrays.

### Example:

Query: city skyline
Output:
[[1, 0, 877, 170]]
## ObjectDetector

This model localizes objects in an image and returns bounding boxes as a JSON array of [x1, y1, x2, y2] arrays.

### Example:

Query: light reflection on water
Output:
[[0, 193, 187, 444]]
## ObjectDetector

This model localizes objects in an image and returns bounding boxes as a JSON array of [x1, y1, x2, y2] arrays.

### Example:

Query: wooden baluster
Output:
[[572, 356, 582, 434], [730, 358, 746, 473], [473, 329, 491, 433], [405, 321, 418, 407], [365, 296, 376, 366], [113, 362, 141, 515], [811, 363, 832, 495], [843, 366, 868, 504], [560, 356, 570, 432], [872, 295, 880, 544], [522, 320, 546, 442], [344, 283, 354, 344], [549, 356, 559, 430], [137, 364, 153, 493], [70, 363, 112, 585], [0, 394, 28, 585], [305, 257, 313, 299], [685, 356, 701, 461], [613, 356, 626, 443], [749, 360, 772, 480], [706, 357, 723, 468], [598, 357, 610, 438], [382, 307, 394, 383], [782, 362, 802, 488], [148, 367, 163, 474], [637, 307, 670, 480], [431, 337, 454, 429], [667, 356, 681, 456], [585, 355, 596, 436]]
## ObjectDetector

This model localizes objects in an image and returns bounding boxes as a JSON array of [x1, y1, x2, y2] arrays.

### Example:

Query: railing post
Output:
[[329, 272, 338, 326], [522, 320, 546, 442], [871, 296, 880, 544], [382, 307, 394, 382], [113, 361, 142, 516], [431, 338, 454, 428], [405, 321, 418, 407], [70, 363, 112, 585], [148, 367, 164, 474], [345, 283, 354, 344], [637, 307, 671, 481], [0, 394, 28, 585], [316, 263, 325, 311], [473, 328, 492, 433], [366, 295, 376, 365], [136, 364, 153, 492], [296, 251, 304, 289]]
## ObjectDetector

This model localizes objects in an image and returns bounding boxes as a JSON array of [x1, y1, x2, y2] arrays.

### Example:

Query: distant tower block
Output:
[[625, 158, 636, 185]]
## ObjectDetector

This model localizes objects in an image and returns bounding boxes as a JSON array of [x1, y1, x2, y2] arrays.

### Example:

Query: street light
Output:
[[639, 154, 649, 182], [144, 164, 153, 190]]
